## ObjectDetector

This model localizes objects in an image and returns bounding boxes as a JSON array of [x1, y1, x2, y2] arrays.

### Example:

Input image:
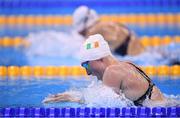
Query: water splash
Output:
[[82, 81, 134, 107], [65, 81, 180, 107], [60, 81, 133, 108], [25, 30, 84, 58], [163, 94, 180, 107], [142, 95, 180, 107], [118, 43, 180, 66]]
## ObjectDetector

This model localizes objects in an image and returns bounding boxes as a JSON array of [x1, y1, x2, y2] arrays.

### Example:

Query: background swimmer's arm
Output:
[[127, 36, 145, 56], [42, 91, 84, 104]]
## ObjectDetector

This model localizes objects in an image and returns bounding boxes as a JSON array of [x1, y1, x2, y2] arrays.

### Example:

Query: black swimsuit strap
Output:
[[114, 35, 131, 56], [126, 62, 155, 106], [127, 62, 152, 83], [133, 83, 154, 106], [114, 24, 132, 56]]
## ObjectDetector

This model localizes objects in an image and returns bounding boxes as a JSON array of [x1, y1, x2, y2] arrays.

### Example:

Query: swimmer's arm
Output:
[[102, 66, 123, 93], [42, 92, 84, 104]]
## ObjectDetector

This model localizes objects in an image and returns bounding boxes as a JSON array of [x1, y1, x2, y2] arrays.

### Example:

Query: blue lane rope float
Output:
[[0, 107, 179, 117]]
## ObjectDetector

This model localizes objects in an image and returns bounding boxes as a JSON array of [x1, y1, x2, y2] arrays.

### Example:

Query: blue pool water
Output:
[[1, 25, 180, 37], [0, 77, 179, 108]]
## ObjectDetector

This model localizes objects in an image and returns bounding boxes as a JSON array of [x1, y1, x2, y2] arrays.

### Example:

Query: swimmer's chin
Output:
[[91, 73, 95, 76]]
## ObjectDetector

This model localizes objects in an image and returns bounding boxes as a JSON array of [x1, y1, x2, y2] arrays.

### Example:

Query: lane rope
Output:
[[0, 14, 179, 26], [0, 65, 179, 77]]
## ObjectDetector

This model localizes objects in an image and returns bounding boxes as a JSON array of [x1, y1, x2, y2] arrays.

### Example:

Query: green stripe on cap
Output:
[[86, 43, 91, 49]]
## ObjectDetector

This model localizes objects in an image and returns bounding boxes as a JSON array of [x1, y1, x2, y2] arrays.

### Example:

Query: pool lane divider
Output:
[[0, 66, 87, 77], [0, 65, 179, 78], [0, 36, 179, 48], [0, 107, 179, 117], [0, 14, 179, 26], [140, 36, 180, 47], [0, 37, 29, 47]]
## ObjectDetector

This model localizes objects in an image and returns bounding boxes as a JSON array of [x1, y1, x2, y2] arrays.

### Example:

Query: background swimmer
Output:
[[73, 6, 145, 56], [24, 6, 179, 66]]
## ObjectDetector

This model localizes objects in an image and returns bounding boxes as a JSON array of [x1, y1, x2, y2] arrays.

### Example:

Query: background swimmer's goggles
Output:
[[81, 61, 92, 75]]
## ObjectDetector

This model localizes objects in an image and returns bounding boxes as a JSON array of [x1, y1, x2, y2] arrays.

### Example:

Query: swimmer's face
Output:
[[88, 60, 105, 76], [81, 60, 105, 76]]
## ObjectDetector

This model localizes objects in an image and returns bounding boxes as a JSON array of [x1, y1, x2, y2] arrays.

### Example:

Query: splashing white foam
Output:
[[25, 30, 84, 58], [137, 93, 180, 107], [67, 81, 180, 107], [118, 43, 180, 66], [163, 94, 180, 107], [83, 82, 133, 107], [67, 81, 133, 107]]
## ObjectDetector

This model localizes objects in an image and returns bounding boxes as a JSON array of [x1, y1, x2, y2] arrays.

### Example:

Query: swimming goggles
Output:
[[81, 61, 92, 75]]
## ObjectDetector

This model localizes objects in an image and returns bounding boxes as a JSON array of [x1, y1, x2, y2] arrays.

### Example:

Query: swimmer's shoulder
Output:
[[105, 64, 129, 75], [103, 65, 128, 85], [106, 61, 138, 74]]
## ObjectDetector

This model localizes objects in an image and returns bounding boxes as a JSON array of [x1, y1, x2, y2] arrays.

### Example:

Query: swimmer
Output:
[[43, 34, 166, 106], [73, 6, 145, 56]]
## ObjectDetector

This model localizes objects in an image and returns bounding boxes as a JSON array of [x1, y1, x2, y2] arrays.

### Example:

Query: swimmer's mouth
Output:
[[86, 70, 92, 75]]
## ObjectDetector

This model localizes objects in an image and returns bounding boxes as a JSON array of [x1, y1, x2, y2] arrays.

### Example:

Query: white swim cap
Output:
[[79, 34, 112, 62], [73, 6, 99, 32]]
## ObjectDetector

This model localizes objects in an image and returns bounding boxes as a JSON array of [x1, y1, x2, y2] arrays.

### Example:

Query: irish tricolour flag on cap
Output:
[[86, 41, 99, 50]]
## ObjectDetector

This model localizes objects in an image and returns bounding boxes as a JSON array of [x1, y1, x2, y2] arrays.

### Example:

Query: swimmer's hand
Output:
[[42, 92, 83, 104]]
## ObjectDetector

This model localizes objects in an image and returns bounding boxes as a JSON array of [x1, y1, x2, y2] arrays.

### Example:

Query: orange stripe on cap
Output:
[[94, 41, 99, 48]]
